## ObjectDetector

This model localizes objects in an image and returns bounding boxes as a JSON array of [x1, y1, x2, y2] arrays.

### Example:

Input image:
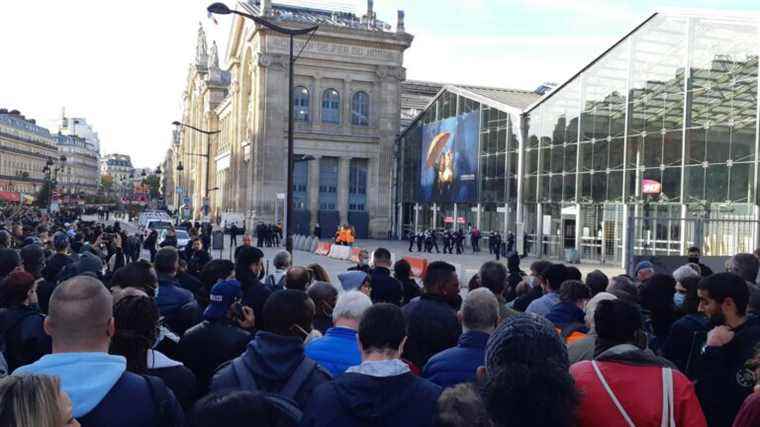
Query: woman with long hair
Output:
[[110, 295, 198, 410], [0, 374, 79, 427], [393, 259, 420, 305]]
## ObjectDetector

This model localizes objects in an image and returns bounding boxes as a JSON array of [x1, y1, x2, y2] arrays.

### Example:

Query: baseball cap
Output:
[[634, 260, 654, 275], [204, 279, 243, 320]]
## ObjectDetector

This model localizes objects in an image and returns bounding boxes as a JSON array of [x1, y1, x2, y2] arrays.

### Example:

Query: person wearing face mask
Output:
[[210, 290, 331, 409], [662, 275, 709, 377], [546, 280, 592, 344], [0, 271, 52, 372], [695, 272, 760, 427]]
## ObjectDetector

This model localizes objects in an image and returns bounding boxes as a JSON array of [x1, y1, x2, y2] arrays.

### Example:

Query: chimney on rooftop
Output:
[[397, 10, 405, 33], [261, 0, 271, 16]]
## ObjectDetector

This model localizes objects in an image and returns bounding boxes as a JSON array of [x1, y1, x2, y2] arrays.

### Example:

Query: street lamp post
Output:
[[172, 121, 220, 219], [208, 2, 318, 255]]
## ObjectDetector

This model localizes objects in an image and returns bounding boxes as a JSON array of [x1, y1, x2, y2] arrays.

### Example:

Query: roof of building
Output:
[[0, 111, 54, 138], [400, 82, 540, 137], [401, 80, 446, 123], [454, 85, 541, 110], [240, 0, 391, 31]]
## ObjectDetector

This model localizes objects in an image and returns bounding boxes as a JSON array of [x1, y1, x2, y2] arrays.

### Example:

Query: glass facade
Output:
[[523, 13, 760, 263], [397, 88, 524, 236], [397, 12, 760, 265]]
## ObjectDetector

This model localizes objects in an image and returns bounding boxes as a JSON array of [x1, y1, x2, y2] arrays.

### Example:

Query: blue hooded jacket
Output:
[[305, 327, 361, 376], [15, 352, 126, 417], [15, 352, 185, 426]]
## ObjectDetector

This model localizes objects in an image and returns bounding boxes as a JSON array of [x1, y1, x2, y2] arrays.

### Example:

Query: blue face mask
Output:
[[673, 293, 686, 308]]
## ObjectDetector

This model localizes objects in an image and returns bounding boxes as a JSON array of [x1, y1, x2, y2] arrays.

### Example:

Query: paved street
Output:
[[90, 215, 624, 286]]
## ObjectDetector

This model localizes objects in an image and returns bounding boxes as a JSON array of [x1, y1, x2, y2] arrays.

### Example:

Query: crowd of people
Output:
[[2, 205, 760, 426]]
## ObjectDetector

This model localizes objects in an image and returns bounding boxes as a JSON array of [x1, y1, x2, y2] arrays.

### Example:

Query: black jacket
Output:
[[402, 294, 461, 370], [0, 305, 51, 371], [210, 331, 331, 409], [399, 277, 421, 305], [178, 319, 251, 394], [159, 235, 178, 248], [301, 370, 442, 427], [238, 272, 272, 327], [176, 271, 203, 299], [186, 250, 211, 277], [513, 285, 543, 312], [370, 267, 404, 306], [147, 361, 198, 411], [663, 313, 709, 377], [42, 252, 75, 282], [696, 315, 760, 427]]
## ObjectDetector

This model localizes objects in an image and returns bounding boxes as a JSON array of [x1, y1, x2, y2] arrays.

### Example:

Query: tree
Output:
[[100, 174, 114, 193], [143, 175, 161, 199], [34, 180, 52, 208]]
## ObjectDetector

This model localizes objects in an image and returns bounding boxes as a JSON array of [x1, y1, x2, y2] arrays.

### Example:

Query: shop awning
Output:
[[0, 191, 20, 203]]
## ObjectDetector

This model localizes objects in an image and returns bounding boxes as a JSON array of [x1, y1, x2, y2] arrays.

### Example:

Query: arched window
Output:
[[351, 91, 369, 126], [321, 89, 340, 124], [294, 86, 310, 122]]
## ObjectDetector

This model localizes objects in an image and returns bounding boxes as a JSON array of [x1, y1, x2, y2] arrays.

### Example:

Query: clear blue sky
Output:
[[1, 0, 759, 166]]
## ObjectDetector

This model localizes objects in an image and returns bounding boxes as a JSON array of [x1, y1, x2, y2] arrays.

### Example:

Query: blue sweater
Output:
[[422, 330, 489, 388], [306, 327, 361, 376]]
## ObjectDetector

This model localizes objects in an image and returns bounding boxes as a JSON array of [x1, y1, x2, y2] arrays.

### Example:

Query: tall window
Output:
[[318, 157, 338, 211], [294, 86, 310, 122], [348, 159, 367, 211], [322, 89, 340, 124], [293, 160, 308, 210], [351, 91, 369, 126]]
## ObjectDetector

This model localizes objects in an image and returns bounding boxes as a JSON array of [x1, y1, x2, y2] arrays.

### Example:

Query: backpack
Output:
[[265, 274, 286, 292], [143, 375, 180, 427], [229, 357, 316, 423]]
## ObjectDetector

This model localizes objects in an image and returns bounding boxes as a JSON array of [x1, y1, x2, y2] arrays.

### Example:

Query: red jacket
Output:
[[571, 360, 707, 427]]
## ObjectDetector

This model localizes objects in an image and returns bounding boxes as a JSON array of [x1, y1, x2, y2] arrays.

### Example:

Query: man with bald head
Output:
[[14, 275, 184, 426]]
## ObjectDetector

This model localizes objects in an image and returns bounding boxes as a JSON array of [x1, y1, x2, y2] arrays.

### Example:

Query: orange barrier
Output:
[[314, 242, 332, 256], [403, 256, 428, 278], [350, 247, 363, 263]]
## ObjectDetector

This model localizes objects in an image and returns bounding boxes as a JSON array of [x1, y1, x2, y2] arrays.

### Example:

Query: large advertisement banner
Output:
[[419, 111, 479, 203]]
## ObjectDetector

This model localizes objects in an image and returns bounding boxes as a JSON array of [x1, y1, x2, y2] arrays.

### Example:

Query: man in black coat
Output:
[[301, 303, 442, 427], [179, 279, 253, 394], [186, 238, 211, 278], [235, 246, 271, 325], [696, 273, 760, 427], [402, 261, 461, 370], [369, 248, 403, 306], [210, 290, 331, 409]]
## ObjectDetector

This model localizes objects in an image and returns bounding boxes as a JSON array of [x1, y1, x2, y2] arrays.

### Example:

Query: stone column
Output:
[[337, 157, 351, 226], [308, 155, 321, 231]]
